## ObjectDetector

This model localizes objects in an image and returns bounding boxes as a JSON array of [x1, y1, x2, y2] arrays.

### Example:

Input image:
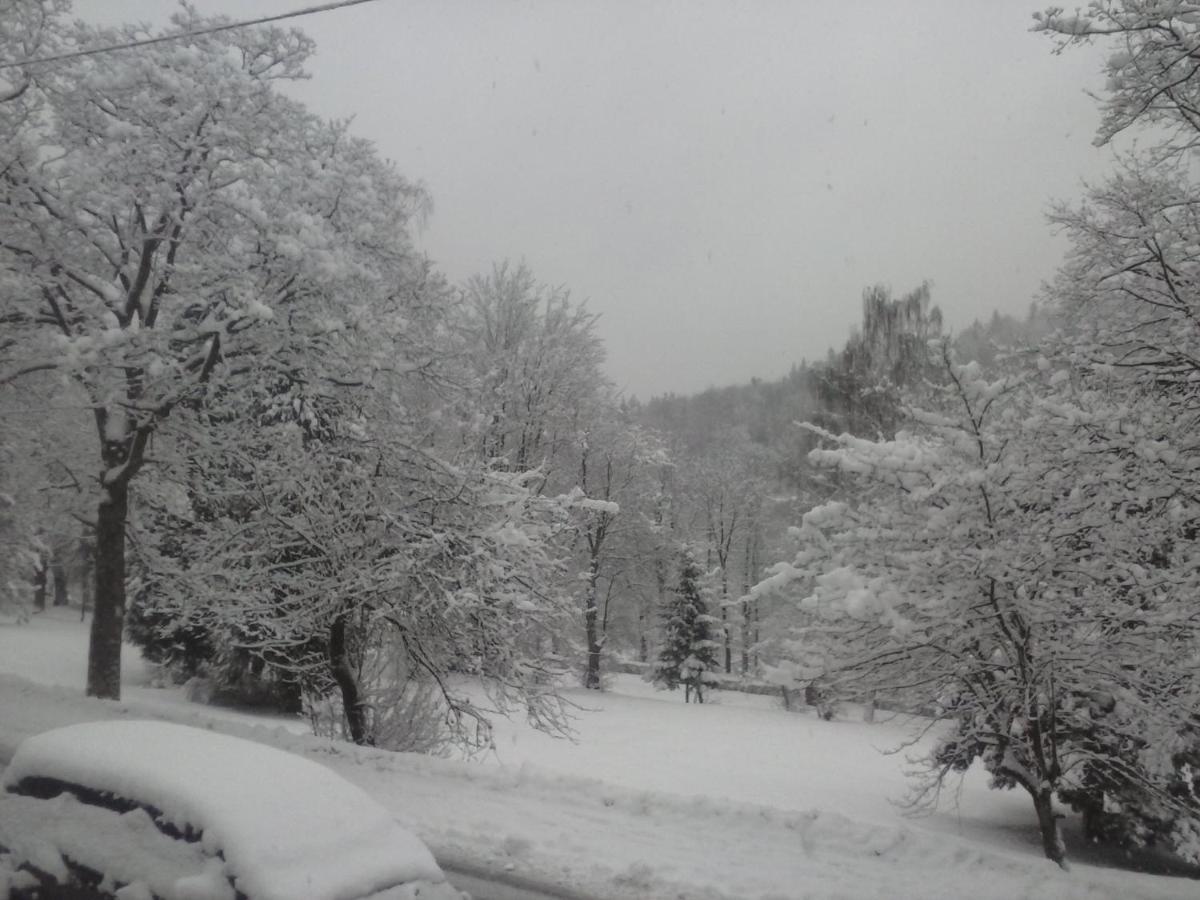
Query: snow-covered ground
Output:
[[1, 609, 1195, 900]]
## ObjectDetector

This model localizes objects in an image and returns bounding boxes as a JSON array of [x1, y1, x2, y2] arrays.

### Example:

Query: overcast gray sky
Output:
[[74, 0, 1114, 400]]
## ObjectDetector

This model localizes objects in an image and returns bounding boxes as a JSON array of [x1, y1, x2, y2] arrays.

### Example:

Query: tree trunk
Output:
[[752, 597, 760, 669], [583, 597, 601, 690], [583, 559, 602, 689], [32, 551, 47, 611], [87, 484, 128, 699], [741, 532, 754, 675], [51, 550, 69, 607], [329, 609, 371, 746], [636, 601, 648, 664], [740, 603, 751, 676], [1032, 787, 1068, 869], [720, 570, 732, 674]]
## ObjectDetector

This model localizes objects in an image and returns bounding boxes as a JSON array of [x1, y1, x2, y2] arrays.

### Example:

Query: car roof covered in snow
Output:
[[1, 720, 447, 900]]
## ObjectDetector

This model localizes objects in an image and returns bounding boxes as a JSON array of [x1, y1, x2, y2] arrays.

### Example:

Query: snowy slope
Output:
[[1, 611, 1195, 900]]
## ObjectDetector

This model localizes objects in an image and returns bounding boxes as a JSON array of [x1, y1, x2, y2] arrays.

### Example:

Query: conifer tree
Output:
[[653, 547, 721, 704]]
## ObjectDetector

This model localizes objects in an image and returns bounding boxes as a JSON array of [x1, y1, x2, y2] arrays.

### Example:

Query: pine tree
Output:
[[653, 547, 722, 704]]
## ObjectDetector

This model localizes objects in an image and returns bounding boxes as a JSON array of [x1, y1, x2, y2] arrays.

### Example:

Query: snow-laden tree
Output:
[[568, 410, 671, 689], [812, 283, 942, 441], [1035, 2, 1200, 150], [458, 261, 606, 478], [454, 262, 676, 687], [0, 7, 431, 698], [131, 406, 577, 748], [754, 346, 1200, 867], [678, 429, 773, 675], [1036, 2, 1200, 391], [653, 545, 722, 704], [0, 370, 97, 617]]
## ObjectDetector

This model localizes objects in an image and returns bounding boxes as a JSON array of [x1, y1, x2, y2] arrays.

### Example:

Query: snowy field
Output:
[[0, 609, 1195, 900]]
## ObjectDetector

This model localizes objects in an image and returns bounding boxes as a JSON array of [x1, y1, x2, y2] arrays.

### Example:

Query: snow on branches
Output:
[[1035, 2, 1200, 147], [0, 5, 433, 699], [756, 346, 1200, 867]]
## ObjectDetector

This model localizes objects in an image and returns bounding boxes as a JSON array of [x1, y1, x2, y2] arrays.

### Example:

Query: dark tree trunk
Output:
[[721, 605, 731, 674], [1032, 786, 1068, 869], [32, 551, 47, 611], [752, 598, 760, 668], [720, 566, 732, 674], [329, 610, 371, 746], [636, 602, 648, 664], [740, 604, 751, 676], [741, 532, 753, 675], [51, 550, 69, 607], [583, 560, 602, 690], [87, 484, 128, 699], [583, 600, 602, 689]]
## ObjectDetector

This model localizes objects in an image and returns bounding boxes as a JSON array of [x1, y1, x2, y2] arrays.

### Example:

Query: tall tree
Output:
[[1037, 2, 1200, 393], [456, 262, 671, 688], [813, 283, 942, 439], [459, 261, 605, 478], [0, 8, 431, 698], [570, 412, 669, 688], [681, 429, 770, 674]]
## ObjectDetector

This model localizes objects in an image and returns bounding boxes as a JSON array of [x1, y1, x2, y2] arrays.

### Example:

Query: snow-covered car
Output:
[[0, 720, 465, 900]]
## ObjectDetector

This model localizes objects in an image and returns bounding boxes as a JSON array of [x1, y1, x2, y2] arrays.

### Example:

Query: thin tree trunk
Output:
[[721, 606, 731, 674], [51, 550, 69, 607], [1032, 787, 1068, 869], [752, 597, 760, 669], [87, 484, 128, 699], [740, 604, 751, 676], [741, 535, 750, 675], [720, 570, 732, 674], [32, 551, 47, 611], [636, 599, 648, 663], [583, 561, 602, 690], [329, 609, 371, 746]]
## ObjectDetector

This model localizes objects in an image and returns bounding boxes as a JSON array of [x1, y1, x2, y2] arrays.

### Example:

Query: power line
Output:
[[0, 0, 380, 72]]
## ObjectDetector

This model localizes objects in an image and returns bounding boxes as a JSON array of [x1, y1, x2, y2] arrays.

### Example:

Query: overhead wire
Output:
[[0, 0, 380, 71]]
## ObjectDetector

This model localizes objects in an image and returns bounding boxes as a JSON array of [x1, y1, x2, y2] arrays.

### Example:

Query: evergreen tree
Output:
[[653, 547, 722, 704]]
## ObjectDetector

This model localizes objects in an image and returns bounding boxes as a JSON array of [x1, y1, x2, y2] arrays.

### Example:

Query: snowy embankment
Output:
[[0, 611, 1194, 900]]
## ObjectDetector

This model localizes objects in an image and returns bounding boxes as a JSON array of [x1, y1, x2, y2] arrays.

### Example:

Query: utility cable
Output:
[[0, 0, 380, 71]]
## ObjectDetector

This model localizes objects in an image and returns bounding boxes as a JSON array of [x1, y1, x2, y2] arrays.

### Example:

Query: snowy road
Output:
[[439, 859, 607, 900]]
